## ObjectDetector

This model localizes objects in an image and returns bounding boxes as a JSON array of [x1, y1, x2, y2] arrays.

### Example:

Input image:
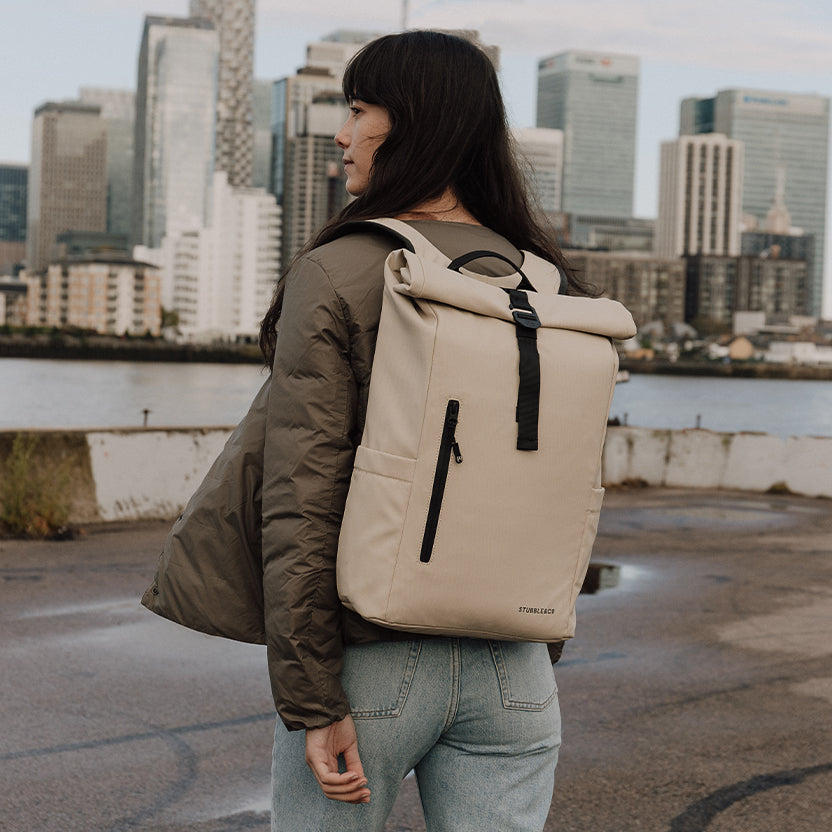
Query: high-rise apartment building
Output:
[[132, 16, 218, 248], [512, 127, 563, 213], [79, 88, 135, 238], [270, 32, 378, 207], [655, 134, 744, 258], [26, 102, 107, 273], [0, 163, 28, 271], [271, 69, 344, 206], [536, 51, 639, 217], [190, 0, 255, 188], [281, 94, 350, 264], [680, 89, 830, 316]]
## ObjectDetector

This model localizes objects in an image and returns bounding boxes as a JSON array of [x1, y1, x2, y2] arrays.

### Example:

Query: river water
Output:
[[2, 358, 831, 438]]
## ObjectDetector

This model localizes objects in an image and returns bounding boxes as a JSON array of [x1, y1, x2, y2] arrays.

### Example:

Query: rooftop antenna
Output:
[[401, 0, 409, 30]]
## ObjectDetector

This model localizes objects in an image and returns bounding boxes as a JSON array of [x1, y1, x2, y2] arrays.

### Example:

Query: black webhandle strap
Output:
[[450, 249, 545, 452], [506, 288, 541, 451]]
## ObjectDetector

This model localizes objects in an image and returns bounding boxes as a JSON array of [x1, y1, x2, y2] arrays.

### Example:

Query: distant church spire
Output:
[[765, 165, 792, 234]]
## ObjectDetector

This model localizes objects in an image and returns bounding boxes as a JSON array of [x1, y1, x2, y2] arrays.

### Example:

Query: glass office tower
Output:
[[536, 51, 639, 218], [132, 16, 218, 248], [681, 89, 830, 317]]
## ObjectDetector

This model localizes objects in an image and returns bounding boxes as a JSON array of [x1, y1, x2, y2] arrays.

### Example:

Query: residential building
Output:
[[684, 255, 736, 327], [0, 279, 28, 325], [735, 255, 808, 318], [26, 102, 107, 273], [537, 51, 639, 217], [680, 88, 830, 316], [190, 0, 255, 188], [655, 134, 744, 258], [741, 229, 814, 285], [0, 163, 27, 271], [685, 253, 808, 327], [512, 127, 563, 213], [24, 252, 161, 335], [79, 88, 135, 238], [564, 249, 685, 328], [132, 16, 218, 248]]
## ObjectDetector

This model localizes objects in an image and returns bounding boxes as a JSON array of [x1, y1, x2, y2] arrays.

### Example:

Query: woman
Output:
[[260, 30, 589, 832]]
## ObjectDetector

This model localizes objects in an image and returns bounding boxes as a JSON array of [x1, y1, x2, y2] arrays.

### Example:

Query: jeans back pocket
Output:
[[343, 640, 421, 719], [489, 641, 557, 711]]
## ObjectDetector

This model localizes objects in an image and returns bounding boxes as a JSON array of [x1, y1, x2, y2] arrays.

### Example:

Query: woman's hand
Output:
[[304, 714, 370, 804]]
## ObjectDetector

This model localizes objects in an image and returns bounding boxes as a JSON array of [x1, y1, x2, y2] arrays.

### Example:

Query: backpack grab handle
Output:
[[447, 250, 536, 292]]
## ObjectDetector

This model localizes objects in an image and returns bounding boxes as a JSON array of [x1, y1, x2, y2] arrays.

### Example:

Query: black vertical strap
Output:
[[507, 289, 541, 451]]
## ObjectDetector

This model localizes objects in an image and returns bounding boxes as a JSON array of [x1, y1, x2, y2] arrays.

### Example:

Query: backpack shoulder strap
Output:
[[333, 218, 451, 265]]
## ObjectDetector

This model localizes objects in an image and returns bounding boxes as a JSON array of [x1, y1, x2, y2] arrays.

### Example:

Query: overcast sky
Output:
[[2, 0, 832, 311]]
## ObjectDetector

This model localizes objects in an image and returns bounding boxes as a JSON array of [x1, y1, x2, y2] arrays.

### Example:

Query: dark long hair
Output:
[[260, 30, 588, 365]]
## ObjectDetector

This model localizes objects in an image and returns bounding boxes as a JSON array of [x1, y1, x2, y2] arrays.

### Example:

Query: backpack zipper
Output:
[[420, 399, 463, 563]]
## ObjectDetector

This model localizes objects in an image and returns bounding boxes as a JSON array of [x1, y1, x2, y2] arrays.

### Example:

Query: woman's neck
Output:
[[396, 189, 481, 225]]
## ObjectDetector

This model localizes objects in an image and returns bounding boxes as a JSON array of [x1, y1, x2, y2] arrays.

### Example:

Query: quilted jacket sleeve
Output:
[[262, 254, 358, 731]]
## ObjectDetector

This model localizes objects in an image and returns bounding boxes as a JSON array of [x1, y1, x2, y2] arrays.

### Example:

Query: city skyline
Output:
[[2, 0, 832, 312]]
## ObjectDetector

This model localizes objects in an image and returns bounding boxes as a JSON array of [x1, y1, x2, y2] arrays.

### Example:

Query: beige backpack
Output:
[[336, 219, 637, 642]]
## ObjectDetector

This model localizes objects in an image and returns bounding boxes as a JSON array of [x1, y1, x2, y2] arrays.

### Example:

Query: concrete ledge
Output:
[[1, 424, 830, 527], [602, 426, 832, 498]]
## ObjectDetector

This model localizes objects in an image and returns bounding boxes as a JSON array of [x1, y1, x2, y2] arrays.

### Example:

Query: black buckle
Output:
[[510, 307, 541, 329], [508, 289, 541, 329]]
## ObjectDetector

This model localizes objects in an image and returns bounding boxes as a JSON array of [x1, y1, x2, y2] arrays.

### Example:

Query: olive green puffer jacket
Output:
[[143, 221, 563, 731]]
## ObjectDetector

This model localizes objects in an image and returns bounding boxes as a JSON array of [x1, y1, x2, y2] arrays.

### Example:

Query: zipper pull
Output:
[[452, 440, 463, 463]]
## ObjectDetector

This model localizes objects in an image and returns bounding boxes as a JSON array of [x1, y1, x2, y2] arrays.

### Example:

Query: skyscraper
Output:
[[0, 163, 27, 271], [536, 51, 639, 217], [680, 89, 830, 316], [512, 127, 563, 214], [79, 87, 135, 238], [132, 16, 218, 248], [190, 0, 255, 188], [252, 79, 273, 190], [26, 102, 107, 272], [655, 134, 744, 258], [281, 93, 350, 264]]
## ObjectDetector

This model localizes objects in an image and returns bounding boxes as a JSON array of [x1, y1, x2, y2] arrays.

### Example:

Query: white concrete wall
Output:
[[86, 428, 231, 521], [603, 426, 832, 498], [5, 424, 830, 527]]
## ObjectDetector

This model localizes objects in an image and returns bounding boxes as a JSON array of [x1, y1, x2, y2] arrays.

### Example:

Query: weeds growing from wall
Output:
[[0, 434, 71, 538]]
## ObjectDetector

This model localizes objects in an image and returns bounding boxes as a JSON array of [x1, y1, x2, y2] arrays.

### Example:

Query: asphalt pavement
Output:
[[2, 487, 831, 832]]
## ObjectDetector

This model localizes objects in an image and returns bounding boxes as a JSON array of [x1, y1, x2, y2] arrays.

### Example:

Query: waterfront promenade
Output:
[[2, 487, 831, 831]]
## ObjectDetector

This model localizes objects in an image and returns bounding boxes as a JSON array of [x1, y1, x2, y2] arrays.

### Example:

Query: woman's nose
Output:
[[334, 122, 349, 148]]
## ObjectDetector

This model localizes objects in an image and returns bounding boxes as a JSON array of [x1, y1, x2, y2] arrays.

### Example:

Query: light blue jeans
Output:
[[271, 638, 561, 831]]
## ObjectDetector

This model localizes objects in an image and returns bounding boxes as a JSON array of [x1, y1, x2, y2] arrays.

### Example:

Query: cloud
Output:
[[52, 0, 832, 77], [400, 0, 832, 75]]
